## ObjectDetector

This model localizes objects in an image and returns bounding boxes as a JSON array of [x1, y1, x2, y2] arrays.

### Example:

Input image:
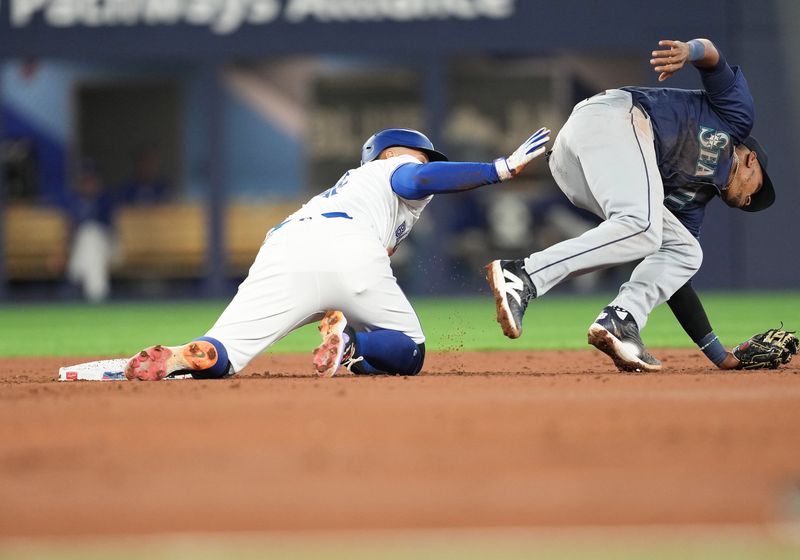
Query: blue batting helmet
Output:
[[360, 128, 448, 165]]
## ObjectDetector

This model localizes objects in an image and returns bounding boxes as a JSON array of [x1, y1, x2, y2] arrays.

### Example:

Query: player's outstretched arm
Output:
[[390, 128, 550, 200], [664, 283, 797, 370], [651, 38, 720, 81], [667, 282, 737, 369]]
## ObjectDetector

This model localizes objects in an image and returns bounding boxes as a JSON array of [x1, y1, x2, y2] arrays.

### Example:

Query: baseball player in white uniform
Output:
[[125, 127, 550, 380]]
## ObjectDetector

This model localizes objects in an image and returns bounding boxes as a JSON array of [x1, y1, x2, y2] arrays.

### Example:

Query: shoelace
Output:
[[342, 355, 365, 373], [505, 272, 534, 308], [520, 286, 535, 306]]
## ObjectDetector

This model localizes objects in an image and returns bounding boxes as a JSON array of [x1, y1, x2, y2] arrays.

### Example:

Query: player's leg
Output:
[[314, 236, 426, 377], [586, 210, 702, 372], [528, 92, 664, 293], [126, 235, 324, 380], [125, 336, 233, 381], [488, 90, 664, 338], [346, 329, 425, 376], [611, 210, 703, 330], [313, 309, 425, 377]]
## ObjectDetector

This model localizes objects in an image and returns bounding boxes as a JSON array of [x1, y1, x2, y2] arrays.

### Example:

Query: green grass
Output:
[[1, 292, 798, 357]]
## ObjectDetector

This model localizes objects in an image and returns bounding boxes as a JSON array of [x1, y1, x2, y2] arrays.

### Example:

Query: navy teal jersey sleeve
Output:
[[698, 56, 755, 143], [390, 161, 500, 200], [622, 55, 755, 239]]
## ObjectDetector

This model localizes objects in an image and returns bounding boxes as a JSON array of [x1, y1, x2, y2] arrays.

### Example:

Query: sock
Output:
[[353, 330, 425, 375], [698, 331, 728, 366], [190, 336, 231, 379]]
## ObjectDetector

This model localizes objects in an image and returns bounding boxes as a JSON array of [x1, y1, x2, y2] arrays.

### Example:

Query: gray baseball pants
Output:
[[523, 89, 703, 329]]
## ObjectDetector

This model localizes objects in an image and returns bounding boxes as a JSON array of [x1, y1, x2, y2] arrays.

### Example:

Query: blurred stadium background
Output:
[[1, 0, 798, 304]]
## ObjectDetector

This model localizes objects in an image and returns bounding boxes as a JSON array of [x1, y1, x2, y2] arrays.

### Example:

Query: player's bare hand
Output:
[[717, 352, 741, 370], [650, 40, 690, 82], [494, 127, 551, 181]]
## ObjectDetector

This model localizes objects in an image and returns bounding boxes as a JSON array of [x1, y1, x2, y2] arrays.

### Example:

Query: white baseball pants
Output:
[[205, 216, 424, 372]]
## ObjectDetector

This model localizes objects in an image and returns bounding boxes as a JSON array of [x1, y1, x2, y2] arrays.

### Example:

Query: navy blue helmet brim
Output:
[[741, 171, 774, 212], [740, 135, 775, 213]]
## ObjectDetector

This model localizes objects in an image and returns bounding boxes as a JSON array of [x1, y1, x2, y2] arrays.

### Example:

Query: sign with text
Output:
[[8, 0, 515, 35], [0, 1, 729, 58]]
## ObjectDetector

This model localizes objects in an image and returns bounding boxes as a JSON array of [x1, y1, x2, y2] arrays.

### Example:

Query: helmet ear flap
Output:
[[360, 135, 378, 165]]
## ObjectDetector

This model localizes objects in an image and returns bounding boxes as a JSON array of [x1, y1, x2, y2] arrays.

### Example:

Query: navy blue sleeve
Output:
[[390, 161, 501, 200], [698, 56, 755, 142]]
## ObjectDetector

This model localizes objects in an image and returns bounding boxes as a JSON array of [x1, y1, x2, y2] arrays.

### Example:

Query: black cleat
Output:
[[587, 306, 662, 372], [485, 259, 537, 339]]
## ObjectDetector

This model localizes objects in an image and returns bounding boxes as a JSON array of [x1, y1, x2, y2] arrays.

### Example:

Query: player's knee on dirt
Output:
[[189, 336, 233, 379], [349, 342, 424, 376], [409, 342, 425, 375], [352, 330, 425, 375]]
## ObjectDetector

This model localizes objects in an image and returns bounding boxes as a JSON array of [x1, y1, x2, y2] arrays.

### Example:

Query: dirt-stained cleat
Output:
[[312, 310, 354, 377], [124, 341, 218, 381], [587, 306, 662, 373], [485, 259, 537, 339]]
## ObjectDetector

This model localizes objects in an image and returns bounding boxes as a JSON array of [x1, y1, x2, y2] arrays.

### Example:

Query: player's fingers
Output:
[[650, 56, 673, 66], [658, 71, 670, 82], [652, 47, 674, 57], [651, 52, 683, 66], [526, 127, 549, 142], [653, 48, 686, 60], [653, 47, 677, 55], [654, 60, 684, 72], [658, 39, 679, 48]]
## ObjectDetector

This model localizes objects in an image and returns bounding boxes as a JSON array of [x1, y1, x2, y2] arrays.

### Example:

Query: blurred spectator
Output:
[[117, 147, 171, 205], [1, 138, 38, 201], [64, 158, 117, 303]]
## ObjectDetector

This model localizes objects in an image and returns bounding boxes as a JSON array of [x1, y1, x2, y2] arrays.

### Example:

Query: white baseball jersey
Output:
[[204, 155, 429, 372], [288, 155, 432, 253]]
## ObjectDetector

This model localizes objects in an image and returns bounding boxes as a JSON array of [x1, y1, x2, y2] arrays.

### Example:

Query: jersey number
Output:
[[321, 172, 350, 198]]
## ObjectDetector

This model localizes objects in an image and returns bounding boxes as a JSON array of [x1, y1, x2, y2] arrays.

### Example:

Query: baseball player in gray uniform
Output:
[[487, 37, 775, 372], [125, 127, 550, 380]]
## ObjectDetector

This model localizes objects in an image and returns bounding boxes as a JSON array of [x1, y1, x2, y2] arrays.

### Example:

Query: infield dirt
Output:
[[1, 349, 799, 537]]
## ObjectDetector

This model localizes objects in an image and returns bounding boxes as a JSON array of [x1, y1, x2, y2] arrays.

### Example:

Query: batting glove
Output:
[[494, 127, 551, 181]]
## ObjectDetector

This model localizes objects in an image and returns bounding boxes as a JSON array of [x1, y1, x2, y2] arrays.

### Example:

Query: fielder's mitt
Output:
[[733, 326, 799, 370]]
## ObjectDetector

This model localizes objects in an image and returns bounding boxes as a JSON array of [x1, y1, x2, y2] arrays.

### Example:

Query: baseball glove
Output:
[[732, 326, 799, 370]]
